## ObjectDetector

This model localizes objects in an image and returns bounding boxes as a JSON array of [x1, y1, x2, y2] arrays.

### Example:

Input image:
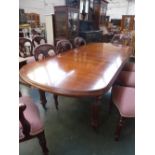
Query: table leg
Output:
[[90, 96, 102, 129], [39, 89, 47, 110], [53, 94, 59, 110]]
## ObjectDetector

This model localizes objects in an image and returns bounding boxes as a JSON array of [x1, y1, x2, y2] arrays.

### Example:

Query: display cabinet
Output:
[[54, 6, 79, 42], [121, 15, 135, 31], [92, 0, 108, 29]]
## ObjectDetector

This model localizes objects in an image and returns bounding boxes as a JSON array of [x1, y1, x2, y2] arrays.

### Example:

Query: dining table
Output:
[[19, 43, 132, 129]]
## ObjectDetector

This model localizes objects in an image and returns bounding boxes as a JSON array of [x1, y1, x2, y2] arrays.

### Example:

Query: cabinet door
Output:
[[68, 11, 79, 39], [55, 12, 68, 38], [54, 6, 79, 40]]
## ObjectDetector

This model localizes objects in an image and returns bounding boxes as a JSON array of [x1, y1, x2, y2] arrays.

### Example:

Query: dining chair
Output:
[[19, 38, 35, 88], [111, 86, 135, 141], [34, 44, 59, 110], [114, 71, 135, 88], [73, 36, 86, 48], [19, 37, 35, 64], [31, 29, 41, 39], [19, 37, 33, 57], [32, 36, 47, 49], [19, 41, 51, 110], [19, 93, 49, 155], [122, 62, 135, 72], [109, 70, 135, 115], [56, 39, 73, 54]]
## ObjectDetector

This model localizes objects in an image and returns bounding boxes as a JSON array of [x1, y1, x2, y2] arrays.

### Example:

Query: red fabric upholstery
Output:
[[19, 96, 44, 140], [112, 86, 135, 117], [115, 71, 135, 87], [123, 63, 135, 72]]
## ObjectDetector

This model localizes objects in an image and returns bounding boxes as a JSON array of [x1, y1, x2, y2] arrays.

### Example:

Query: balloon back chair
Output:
[[19, 39, 49, 111], [56, 39, 73, 54], [33, 44, 59, 110], [19, 93, 49, 155], [19, 37, 35, 91], [32, 36, 47, 49], [19, 37, 33, 58], [73, 36, 86, 48], [111, 86, 135, 141]]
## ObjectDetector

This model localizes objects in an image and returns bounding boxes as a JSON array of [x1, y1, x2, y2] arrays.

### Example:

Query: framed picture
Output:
[[66, 0, 80, 8]]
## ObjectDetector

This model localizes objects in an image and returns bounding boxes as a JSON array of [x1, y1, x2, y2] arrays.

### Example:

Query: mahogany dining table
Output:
[[19, 43, 132, 129]]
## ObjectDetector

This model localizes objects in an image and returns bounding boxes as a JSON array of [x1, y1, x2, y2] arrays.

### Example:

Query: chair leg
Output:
[[108, 92, 113, 114], [19, 91, 22, 97], [39, 89, 47, 110], [37, 131, 49, 155], [53, 94, 59, 110], [115, 116, 125, 141]]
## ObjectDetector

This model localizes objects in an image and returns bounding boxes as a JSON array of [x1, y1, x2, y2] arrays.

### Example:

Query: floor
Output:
[[19, 85, 135, 155]]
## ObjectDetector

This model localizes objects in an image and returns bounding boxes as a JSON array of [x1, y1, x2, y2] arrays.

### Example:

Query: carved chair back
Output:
[[73, 36, 86, 48], [34, 44, 56, 61], [32, 36, 47, 48], [19, 38, 33, 57], [33, 44, 59, 110], [56, 39, 73, 54]]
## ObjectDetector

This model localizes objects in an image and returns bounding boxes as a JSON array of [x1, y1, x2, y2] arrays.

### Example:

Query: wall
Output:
[[19, 0, 135, 23], [19, 0, 65, 23], [106, 0, 135, 20]]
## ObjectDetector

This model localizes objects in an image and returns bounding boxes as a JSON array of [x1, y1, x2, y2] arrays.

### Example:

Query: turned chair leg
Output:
[[53, 94, 59, 110], [108, 90, 113, 114], [37, 131, 49, 155], [115, 116, 125, 141], [39, 90, 47, 110]]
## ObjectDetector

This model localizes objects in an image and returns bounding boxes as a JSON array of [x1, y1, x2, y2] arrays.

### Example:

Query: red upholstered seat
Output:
[[112, 86, 135, 117], [19, 95, 49, 154], [111, 86, 135, 140], [123, 63, 135, 72], [115, 71, 135, 87], [19, 96, 44, 140]]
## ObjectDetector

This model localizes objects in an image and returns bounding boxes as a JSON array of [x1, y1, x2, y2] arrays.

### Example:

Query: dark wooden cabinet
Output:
[[92, 0, 108, 29], [54, 6, 79, 42]]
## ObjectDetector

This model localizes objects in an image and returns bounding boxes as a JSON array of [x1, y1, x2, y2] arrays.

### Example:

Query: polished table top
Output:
[[20, 43, 131, 97]]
